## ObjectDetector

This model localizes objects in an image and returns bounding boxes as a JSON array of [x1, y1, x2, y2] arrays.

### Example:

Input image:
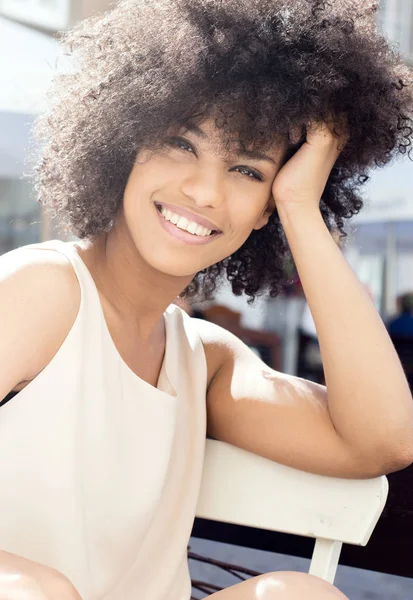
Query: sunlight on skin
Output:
[[254, 573, 349, 599], [256, 576, 287, 598], [230, 354, 326, 412], [0, 573, 21, 583]]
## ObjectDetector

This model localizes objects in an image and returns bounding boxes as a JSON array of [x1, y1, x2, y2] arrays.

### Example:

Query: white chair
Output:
[[195, 439, 389, 584]]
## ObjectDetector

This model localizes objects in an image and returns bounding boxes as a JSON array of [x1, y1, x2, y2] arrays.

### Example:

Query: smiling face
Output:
[[117, 118, 288, 277]]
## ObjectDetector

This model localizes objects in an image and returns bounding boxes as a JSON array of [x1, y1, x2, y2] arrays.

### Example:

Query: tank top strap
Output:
[[20, 238, 111, 346]]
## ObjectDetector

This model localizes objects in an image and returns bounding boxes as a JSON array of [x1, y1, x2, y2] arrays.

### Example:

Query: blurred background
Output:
[[1, 1, 413, 597]]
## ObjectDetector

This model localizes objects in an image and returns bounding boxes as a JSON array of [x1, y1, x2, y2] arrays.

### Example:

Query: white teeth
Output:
[[159, 205, 213, 237], [176, 216, 190, 230], [187, 222, 198, 234]]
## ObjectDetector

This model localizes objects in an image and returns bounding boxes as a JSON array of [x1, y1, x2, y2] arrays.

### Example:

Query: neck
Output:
[[78, 220, 194, 340]]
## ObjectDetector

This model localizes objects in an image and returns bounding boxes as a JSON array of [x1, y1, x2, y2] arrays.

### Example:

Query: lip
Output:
[[155, 203, 222, 246], [154, 201, 222, 233]]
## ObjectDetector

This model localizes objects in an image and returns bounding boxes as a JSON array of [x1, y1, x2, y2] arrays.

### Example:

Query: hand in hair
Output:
[[272, 120, 349, 216]]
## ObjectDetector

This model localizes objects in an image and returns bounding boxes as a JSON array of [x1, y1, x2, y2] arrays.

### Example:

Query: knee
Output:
[[254, 571, 349, 600], [0, 567, 46, 599], [0, 561, 81, 600]]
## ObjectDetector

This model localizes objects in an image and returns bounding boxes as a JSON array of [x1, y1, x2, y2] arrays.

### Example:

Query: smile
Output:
[[154, 202, 221, 246], [158, 204, 214, 237]]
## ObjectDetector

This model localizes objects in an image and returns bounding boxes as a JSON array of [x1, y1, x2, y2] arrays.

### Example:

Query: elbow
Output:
[[368, 419, 413, 476], [391, 443, 413, 471], [369, 442, 413, 477]]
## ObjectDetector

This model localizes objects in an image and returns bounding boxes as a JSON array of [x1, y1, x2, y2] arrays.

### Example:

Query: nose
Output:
[[179, 168, 226, 209]]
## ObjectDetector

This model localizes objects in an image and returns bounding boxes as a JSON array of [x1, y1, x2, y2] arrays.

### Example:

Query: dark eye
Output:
[[232, 166, 264, 182], [166, 136, 196, 155]]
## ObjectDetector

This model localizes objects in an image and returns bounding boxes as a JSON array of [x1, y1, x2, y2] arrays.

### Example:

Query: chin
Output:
[[129, 225, 233, 278], [141, 251, 205, 279]]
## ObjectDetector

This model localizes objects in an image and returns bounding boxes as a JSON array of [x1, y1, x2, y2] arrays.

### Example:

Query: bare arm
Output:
[[200, 314, 412, 480], [270, 120, 413, 461]]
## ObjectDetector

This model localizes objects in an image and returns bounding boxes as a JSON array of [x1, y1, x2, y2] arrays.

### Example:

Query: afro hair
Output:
[[32, 0, 413, 301]]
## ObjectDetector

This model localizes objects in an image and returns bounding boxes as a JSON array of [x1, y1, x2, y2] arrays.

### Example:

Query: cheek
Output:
[[123, 157, 171, 205], [228, 194, 270, 231]]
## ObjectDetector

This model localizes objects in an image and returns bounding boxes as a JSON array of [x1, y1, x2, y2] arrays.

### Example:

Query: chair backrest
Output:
[[196, 439, 389, 584]]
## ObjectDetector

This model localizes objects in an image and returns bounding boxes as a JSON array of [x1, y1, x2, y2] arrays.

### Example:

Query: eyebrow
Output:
[[181, 122, 278, 166]]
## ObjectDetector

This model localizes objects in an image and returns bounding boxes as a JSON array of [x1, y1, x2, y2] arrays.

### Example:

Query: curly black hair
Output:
[[31, 0, 413, 302]]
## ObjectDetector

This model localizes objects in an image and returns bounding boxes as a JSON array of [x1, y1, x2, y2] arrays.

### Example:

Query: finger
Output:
[[287, 134, 340, 195], [306, 120, 348, 153]]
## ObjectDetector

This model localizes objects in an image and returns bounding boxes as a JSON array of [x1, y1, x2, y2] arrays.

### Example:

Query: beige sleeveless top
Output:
[[0, 239, 208, 600]]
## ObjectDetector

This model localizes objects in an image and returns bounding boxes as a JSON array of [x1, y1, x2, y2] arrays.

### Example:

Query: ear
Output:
[[253, 195, 275, 231]]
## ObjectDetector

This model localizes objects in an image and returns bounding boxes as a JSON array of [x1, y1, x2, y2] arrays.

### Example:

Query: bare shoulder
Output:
[[190, 317, 249, 388], [0, 245, 80, 396]]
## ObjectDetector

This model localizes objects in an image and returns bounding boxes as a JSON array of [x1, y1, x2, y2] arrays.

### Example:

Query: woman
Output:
[[1, 1, 413, 599]]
